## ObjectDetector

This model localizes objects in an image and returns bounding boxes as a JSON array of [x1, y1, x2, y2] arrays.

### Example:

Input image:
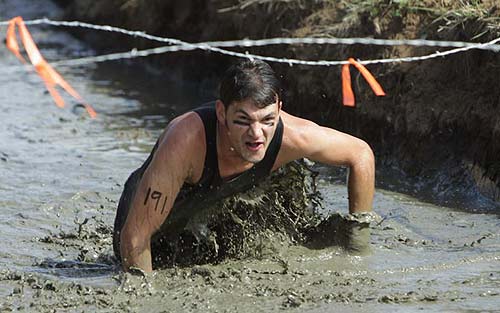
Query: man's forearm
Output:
[[347, 151, 375, 213]]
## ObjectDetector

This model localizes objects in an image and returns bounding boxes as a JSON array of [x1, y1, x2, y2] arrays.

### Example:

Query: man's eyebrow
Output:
[[263, 113, 276, 119], [234, 109, 276, 120], [235, 109, 250, 117]]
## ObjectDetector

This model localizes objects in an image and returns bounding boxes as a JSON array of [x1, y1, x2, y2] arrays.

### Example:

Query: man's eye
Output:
[[233, 120, 249, 126], [263, 119, 275, 126]]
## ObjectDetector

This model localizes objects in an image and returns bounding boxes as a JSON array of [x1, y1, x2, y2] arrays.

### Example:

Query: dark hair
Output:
[[219, 59, 282, 108]]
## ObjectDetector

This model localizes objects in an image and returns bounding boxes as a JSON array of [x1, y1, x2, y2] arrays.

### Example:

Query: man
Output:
[[113, 59, 375, 273]]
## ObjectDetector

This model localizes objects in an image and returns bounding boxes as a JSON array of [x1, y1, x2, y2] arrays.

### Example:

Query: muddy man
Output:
[[113, 59, 375, 273]]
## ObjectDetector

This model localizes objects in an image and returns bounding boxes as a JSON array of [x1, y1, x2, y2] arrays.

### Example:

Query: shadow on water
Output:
[[318, 162, 500, 215], [34, 259, 117, 279]]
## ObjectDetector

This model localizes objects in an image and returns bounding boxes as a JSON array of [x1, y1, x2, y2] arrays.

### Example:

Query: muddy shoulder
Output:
[[57, 0, 500, 202]]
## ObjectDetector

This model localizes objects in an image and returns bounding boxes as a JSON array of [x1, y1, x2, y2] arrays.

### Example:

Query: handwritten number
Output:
[[151, 191, 161, 211], [144, 187, 168, 214], [161, 196, 168, 215], [144, 187, 151, 205]]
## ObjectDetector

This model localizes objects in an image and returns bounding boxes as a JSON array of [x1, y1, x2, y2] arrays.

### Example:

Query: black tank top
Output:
[[158, 102, 284, 231]]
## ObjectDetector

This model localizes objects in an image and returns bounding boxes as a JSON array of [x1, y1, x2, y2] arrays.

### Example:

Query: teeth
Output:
[[247, 143, 260, 148]]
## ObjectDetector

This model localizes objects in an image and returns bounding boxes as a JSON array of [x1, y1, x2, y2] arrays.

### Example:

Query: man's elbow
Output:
[[349, 140, 375, 173]]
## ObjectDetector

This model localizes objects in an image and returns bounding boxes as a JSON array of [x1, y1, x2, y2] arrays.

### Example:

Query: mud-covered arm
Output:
[[279, 112, 375, 214], [120, 114, 201, 273]]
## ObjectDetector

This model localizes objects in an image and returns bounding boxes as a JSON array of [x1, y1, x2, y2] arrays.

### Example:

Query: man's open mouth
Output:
[[246, 142, 264, 151]]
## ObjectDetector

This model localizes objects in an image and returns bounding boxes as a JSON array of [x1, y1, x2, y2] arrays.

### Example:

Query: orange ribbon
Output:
[[342, 57, 386, 107], [6, 16, 96, 118]]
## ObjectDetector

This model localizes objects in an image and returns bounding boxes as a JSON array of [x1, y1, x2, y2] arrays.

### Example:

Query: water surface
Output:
[[0, 1, 499, 312]]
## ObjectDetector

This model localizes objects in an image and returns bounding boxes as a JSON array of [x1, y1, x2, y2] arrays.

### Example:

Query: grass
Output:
[[217, 0, 313, 13], [340, 0, 500, 38], [429, 0, 500, 39], [216, 0, 500, 40]]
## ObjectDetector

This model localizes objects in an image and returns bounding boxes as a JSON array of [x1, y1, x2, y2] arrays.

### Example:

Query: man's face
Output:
[[217, 98, 281, 164]]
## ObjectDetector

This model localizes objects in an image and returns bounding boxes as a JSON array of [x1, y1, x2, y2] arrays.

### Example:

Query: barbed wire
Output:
[[1, 17, 499, 73], [3, 18, 500, 51]]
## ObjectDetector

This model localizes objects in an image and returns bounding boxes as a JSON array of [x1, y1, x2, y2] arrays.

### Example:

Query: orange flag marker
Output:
[[342, 57, 386, 107], [6, 16, 96, 118]]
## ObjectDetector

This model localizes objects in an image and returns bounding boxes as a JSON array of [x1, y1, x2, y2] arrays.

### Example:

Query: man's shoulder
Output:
[[151, 111, 207, 181], [280, 111, 319, 144], [158, 111, 206, 151], [273, 111, 323, 167]]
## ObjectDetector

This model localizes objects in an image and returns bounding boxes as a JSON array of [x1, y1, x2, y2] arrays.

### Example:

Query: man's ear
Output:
[[278, 100, 282, 111], [215, 100, 226, 124]]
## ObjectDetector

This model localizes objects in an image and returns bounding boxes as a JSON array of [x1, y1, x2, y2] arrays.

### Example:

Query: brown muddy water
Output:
[[1, 1, 500, 312]]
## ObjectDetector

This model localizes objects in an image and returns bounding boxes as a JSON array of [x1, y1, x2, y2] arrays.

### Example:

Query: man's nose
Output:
[[248, 123, 263, 138]]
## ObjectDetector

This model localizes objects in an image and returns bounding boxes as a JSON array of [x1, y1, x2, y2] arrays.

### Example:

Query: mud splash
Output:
[[148, 160, 324, 267]]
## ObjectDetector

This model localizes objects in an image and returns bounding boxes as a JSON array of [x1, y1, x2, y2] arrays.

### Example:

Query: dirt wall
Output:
[[58, 0, 500, 202]]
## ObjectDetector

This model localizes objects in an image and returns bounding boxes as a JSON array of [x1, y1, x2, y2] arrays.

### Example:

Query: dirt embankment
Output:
[[58, 0, 500, 203]]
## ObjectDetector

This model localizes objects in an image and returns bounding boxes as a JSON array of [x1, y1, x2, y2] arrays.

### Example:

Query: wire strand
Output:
[[1, 17, 499, 73]]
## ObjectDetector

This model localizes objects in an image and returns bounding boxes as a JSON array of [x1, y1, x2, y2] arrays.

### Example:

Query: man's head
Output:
[[216, 60, 283, 164], [219, 59, 282, 109]]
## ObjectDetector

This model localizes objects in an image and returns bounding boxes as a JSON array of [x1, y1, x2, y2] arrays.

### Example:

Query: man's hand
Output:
[[342, 215, 371, 255], [306, 212, 376, 254]]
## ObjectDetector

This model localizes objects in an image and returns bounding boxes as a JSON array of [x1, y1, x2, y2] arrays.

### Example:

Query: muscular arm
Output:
[[277, 112, 375, 213], [120, 113, 204, 272]]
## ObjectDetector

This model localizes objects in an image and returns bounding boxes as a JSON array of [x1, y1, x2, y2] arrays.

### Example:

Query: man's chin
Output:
[[242, 153, 265, 164]]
